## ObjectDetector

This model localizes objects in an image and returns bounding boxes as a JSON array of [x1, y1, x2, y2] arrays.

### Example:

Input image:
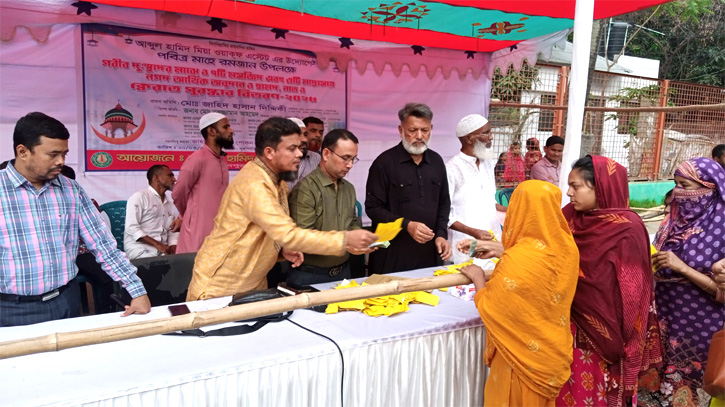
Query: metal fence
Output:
[[489, 63, 725, 187]]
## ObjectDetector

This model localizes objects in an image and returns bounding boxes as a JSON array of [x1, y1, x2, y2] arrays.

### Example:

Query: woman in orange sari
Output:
[[458, 180, 580, 406]]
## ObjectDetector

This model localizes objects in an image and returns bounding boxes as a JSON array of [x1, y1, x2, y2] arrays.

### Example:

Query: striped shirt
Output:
[[0, 163, 146, 297]]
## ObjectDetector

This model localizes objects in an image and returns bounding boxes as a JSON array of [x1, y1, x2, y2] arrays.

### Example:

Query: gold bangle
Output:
[[704, 279, 715, 292]]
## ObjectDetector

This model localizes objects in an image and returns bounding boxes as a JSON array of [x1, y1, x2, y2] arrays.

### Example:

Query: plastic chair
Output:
[[119, 252, 197, 306], [495, 187, 516, 207], [99, 200, 127, 251]]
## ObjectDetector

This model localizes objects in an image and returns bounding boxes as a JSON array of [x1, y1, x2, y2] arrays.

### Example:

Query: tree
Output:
[[622, 0, 725, 86], [489, 63, 541, 145]]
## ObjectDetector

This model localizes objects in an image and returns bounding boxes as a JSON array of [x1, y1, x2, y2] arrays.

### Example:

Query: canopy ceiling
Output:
[[90, 0, 673, 52]]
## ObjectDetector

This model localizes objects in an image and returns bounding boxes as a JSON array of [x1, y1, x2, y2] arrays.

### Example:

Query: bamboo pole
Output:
[[0, 273, 473, 360]]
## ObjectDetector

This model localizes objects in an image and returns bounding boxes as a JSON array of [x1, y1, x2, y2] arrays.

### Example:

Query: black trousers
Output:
[[0, 279, 81, 327]]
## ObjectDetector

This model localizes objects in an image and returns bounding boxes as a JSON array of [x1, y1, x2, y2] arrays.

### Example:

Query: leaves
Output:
[[623, 0, 725, 86]]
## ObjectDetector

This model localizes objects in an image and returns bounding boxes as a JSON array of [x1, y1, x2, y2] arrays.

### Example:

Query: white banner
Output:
[[82, 24, 346, 171]]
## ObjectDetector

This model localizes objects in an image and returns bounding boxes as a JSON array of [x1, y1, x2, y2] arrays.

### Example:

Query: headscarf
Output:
[[562, 155, 662, 406], [654, 157, 725, 279], [503, 144, 525, 183], [477, 180, 579, 398]]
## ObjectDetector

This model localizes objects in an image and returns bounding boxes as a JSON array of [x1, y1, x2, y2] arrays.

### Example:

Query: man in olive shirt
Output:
[[288, 129, 361, 285]]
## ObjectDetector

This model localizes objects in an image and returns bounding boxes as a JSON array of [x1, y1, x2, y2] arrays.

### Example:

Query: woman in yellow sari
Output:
[[458, 180, 580, 406]]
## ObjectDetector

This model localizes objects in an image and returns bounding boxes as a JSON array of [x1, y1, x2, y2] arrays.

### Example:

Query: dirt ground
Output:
[[634, 206, 666, 235]]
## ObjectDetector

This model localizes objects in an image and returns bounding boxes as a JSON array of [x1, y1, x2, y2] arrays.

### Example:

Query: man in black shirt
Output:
[[365, 103, 452, 273]]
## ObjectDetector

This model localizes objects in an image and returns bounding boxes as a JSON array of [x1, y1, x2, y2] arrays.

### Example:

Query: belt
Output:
[[298, 262, 347, 277], [0, 282, 70, 303]]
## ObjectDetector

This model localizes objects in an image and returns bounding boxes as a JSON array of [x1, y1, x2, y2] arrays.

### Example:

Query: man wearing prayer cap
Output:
[[446, 113, 503, 264], [285, 117, 321, 190], [172, 112, 234, 253]]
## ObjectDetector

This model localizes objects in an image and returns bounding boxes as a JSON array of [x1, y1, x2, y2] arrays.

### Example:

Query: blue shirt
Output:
[[0, 163, 146, 297]]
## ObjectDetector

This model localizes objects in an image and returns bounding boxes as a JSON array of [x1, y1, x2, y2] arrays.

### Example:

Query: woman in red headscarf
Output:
[[557, 155, 662, 407], [503, 140, 526, 185]]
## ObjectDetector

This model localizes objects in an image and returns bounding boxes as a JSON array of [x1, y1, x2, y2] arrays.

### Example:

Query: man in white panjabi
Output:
[[446, 114, 502, 265], [124, 165, 180, 259]]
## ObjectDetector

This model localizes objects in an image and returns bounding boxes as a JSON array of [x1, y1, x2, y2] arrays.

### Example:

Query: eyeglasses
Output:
[[328, 149, 359, 164]]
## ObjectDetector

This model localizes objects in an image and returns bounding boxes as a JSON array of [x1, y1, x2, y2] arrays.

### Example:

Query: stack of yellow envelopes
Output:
[[325, 280, 439, 317]]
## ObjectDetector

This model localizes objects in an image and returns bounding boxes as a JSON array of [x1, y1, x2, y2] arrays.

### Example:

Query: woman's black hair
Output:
[[571, 156, 595, 187]]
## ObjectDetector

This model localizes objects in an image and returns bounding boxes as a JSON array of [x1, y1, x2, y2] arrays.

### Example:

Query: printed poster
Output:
[[82, 24, 346, 171]]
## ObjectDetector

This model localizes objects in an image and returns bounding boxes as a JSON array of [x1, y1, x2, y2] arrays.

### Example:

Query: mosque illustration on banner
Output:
[[91, 102, 146, 145]]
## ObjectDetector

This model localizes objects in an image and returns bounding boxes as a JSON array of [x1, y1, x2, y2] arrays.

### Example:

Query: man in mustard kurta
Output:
[[187, 117, 377, 300]]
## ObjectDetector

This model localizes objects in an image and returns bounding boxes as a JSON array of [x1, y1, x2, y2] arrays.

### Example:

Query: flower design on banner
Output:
[[360, 2, 429, 33], [472, 17, 529, 39]]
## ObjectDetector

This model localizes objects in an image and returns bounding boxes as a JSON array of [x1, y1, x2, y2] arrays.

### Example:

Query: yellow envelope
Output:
[[374, 218, 403, 243], [650, 244, 657, 273]]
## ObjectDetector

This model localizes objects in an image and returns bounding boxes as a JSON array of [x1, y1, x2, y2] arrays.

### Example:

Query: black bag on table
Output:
[[165, 289, 292, 337]]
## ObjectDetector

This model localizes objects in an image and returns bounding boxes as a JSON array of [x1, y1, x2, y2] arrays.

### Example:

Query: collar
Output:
[[6, 161, 63, 190], [203, 144, 227, 157], [253, 157, 280, 185], [147, 185, 167, 200], [457, 151, 478, 165], [310, 167, 338, 188], [543, 156, 561, 168], [395, 142, 430, 164]]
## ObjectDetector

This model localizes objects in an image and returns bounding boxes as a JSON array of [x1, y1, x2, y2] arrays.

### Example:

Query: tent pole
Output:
[[559, 0, 595, 205]]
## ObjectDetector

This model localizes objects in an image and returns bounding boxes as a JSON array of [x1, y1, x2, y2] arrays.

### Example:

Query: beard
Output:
[[299, 142, 309, 158], [279, 171, 298, 182], [473, 140, 496, 161], [217, 135, 234, 150], [402, 137, 430, 155]]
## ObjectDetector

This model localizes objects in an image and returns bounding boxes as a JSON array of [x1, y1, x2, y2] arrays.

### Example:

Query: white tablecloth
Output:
[[0, 268, 487, 407]]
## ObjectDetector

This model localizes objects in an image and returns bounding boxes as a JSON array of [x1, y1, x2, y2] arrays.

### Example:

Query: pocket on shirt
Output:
[[57, 213, 72, 244], [391, 180, 413, 203], [430, 177, 443, 199]]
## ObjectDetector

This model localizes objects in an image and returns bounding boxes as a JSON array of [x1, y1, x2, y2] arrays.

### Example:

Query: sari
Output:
[[503, 146, 526, 184], [641, 158, 725, 407], [473, 180, 579, 406], [558, 155, 662, 407]]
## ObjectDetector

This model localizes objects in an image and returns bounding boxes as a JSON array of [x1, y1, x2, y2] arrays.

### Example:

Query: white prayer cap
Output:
[[456, 114, 489, 138], [199, 112, 226, 131], [287, 117, 306, 130]]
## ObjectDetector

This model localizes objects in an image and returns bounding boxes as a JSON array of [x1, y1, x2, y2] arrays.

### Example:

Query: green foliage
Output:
[[604, 85, 671, 140], [490, 63, 541, 144], [623, 0, 725, 86], [491, 63, 540, 102]]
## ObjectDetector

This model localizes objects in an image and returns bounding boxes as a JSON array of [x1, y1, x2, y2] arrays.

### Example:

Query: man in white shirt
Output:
[[124, 165, 180, 259], [446, 114, 502, 264]]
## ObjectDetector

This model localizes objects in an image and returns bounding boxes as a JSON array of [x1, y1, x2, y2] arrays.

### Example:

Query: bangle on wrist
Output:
[[704, 279, 714, 292]]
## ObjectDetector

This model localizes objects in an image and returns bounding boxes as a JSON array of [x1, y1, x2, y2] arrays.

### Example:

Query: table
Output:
[[0, 268, 487, 407]]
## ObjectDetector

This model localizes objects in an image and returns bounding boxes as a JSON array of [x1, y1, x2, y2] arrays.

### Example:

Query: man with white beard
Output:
[[446, 114, 503, 265], [366, 102, 452, 274]]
